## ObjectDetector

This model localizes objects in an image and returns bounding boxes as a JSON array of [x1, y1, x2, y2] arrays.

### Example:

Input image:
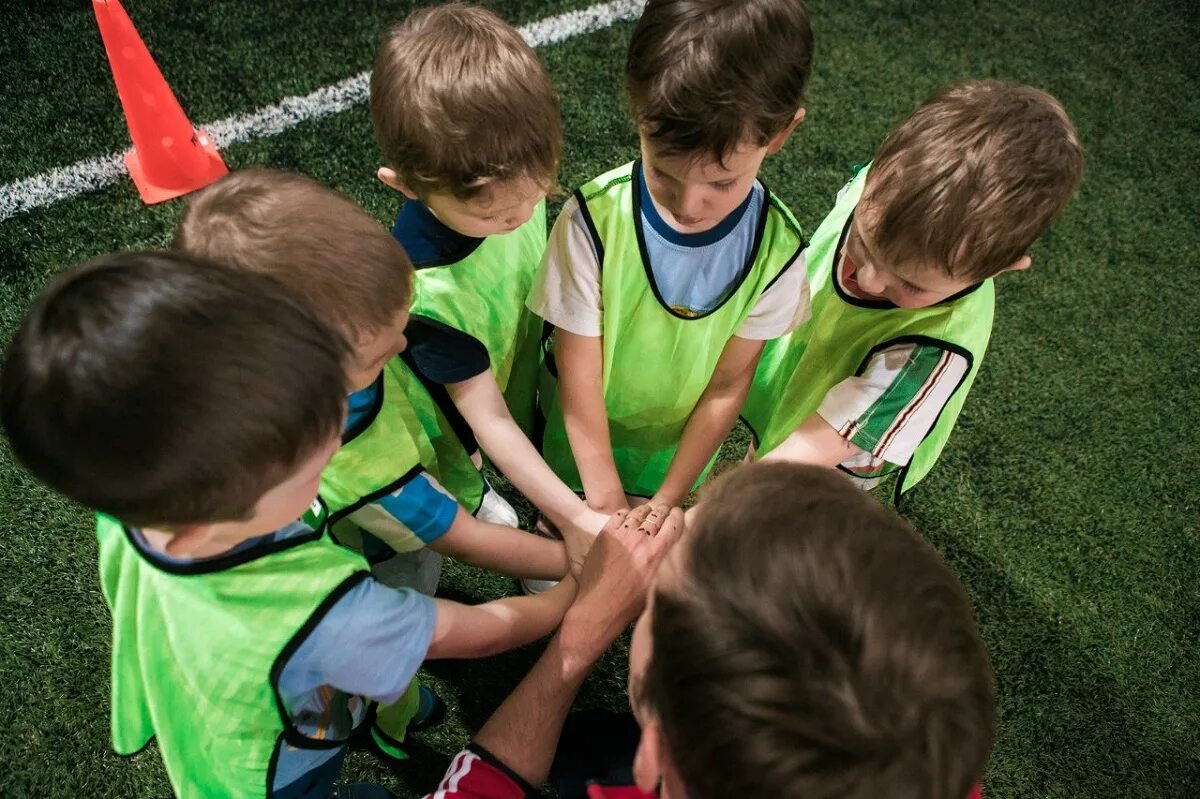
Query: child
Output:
[[528, 0, 815, 511], [0, 252, 578, 799], [370, 4, 609, 553], [741, 80, 1084, 501], [173, 168, 573, 757]]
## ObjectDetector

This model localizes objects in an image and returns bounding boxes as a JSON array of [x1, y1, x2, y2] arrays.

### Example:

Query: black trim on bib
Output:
[[629, 160, 764, 321], [114, 734, 157, 759], [759, 186, 808, 294], [399, 346, 481, 456], [123, 504, 330, 577], [326, 464, 428, 528], [270, 570, 373, 751], [851, 335, 976, 507], [343, 371, 386, 445], [265, 735, 284, 797], [573, 188, 606, 272]]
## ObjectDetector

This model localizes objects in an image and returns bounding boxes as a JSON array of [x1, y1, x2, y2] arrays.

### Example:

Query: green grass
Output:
[[1, 0, 1198, 796]]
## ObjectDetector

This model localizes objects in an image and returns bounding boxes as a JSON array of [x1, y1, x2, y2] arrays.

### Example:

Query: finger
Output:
[[636, 503, 671, 536], [620, 504, 654, 531], [650, 507, 685, 553], [601, 508, 630, 534]]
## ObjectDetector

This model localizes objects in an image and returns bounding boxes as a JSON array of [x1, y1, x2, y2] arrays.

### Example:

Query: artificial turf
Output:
[[0, 0, 1197, 796]]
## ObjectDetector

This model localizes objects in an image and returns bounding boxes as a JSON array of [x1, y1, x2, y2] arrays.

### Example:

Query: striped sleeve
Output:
[[816, 342, 969, 467], [421, 745, 537, 799]]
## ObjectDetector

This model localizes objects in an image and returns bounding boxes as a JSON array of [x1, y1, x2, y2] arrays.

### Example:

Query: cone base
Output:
[[124, 131, 228, 205]]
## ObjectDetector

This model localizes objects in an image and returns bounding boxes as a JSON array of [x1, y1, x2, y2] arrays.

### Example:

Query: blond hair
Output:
[[864, 80, 1084, 281], [370, 3, 562, 199], [173, 168, 412, 340]]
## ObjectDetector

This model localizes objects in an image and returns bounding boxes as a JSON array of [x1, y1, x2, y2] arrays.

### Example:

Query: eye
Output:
[[479, 215, 498, 222], [900, 279, 926, 294], [712, 180, 736, 191]]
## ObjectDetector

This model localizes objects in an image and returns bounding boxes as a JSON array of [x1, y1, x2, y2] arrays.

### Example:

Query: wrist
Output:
[[557, 604, 615, 675]]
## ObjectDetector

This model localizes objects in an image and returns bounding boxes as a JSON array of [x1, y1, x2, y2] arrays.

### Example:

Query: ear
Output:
[[1004, 254, 1033, 273], [765, 107, 807, 155], [163, 524, 219, 558], [377, 166, 418, 200], [633, 719, 665, 794]]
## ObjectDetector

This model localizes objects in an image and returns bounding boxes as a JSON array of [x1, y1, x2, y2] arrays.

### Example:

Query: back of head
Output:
[[644, 463, 995, 799], [0, 251, 349, 528], [173, 168, 412, 341], [864, 80, 1084, 281], [370, 3, 563, 198], [626, 0, 814, 161]]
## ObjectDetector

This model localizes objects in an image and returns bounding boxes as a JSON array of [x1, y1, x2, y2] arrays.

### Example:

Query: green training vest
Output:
[[97, 500, 369, 799], [411, 200, 547, 434], [740, 165, 995, 502], [321, 357, 484, 551], [540, 162, 806, 498]]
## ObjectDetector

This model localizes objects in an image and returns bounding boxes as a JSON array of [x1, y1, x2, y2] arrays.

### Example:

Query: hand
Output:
[[554, 507, 610, 580], [559, 503, 684, 664]]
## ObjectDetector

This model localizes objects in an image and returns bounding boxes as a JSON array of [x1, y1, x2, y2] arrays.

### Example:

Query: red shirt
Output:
[[425, 746, 984, 799]]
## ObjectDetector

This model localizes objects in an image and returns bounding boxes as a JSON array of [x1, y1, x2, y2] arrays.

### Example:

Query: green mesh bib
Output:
[[741, 165, 995, 500]]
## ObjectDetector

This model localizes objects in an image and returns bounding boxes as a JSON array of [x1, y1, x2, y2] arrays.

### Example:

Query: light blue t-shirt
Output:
[[128, 522, 437, 795], [637, 161, 764, 316]]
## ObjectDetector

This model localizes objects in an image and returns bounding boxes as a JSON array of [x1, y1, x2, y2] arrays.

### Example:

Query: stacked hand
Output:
[[559, 503, 684, 665]]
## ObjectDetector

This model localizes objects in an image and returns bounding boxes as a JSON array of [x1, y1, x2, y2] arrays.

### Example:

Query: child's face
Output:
[[422, 177, 547, 239], [639, 135, 770, 234], [842, 211, 983, 309], [347, 308, 411, 392]]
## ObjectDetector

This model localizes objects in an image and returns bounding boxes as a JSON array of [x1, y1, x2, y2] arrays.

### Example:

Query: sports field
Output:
[[0, 0, 1197, 796]]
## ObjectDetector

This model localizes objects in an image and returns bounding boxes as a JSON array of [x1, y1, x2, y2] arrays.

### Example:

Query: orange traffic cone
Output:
[[93, 0, 227, 204]]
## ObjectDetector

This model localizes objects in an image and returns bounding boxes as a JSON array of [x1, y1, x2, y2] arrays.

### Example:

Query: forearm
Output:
[[758, 412, 863, 467], [655, 377, 752, 507], [431, 510, 568, 580], [471, 629, 597, 787], [557, 331, 626, 511], [427, 577, 576, 660]]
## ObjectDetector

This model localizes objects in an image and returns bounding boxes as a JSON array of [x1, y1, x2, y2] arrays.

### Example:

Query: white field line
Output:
[[0, 0, 644, 221]]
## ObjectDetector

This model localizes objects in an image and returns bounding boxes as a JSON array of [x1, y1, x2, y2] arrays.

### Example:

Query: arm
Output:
[[448, 369, 610, 543], [430, 506, 568, 581], [758, 412, 864, 467], [470, 504, 684, 786], [653, 335, 764, 507], [557, 329, 627, 514], [426, 575, 577, 660]]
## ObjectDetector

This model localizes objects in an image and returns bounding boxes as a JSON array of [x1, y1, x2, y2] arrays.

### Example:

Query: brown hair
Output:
[[370, 3, 562, 199], [626, 0, 813, 161], [863, 80, 1084, 281], [642, 463, 995, 799], [0, 251, 349, 528], [173, 168, 412, 341]]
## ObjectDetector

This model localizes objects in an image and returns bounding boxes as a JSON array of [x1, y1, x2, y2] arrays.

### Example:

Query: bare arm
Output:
[[448, 370, 609, 538], [653, 336, 764, 507], [758, 412, 864, 467], [557, 329, 627, 514], [429, 506, 568, 581], [426, 575, 577, 660], [471, 504, 684, 785]]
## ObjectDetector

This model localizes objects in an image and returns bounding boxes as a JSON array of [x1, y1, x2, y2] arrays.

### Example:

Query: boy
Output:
[[529, 0, 814, 513], [370, 4, 609, 551], [741, 80, 1084, 501], [173, 168, 572, 756], [0, 252, 578, 798], [420, 463, 994, 799]]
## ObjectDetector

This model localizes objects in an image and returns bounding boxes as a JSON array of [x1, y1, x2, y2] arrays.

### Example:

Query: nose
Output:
[[673, 184, 706, 220], [396, 333, 408, 354], [856, 262, 886, 294]]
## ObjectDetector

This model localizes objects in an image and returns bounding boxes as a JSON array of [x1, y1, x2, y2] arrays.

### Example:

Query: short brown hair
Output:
[[0, 251, 349, 528], [642, 463, 995, 799], [370, 3, 562, 199], [863, 80, 1084, 281], [173, 168, 412, 341], [626, 0, 813, 161]]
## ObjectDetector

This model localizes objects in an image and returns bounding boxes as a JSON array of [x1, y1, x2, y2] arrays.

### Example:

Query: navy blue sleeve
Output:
[[405, 314, 492, 385]]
